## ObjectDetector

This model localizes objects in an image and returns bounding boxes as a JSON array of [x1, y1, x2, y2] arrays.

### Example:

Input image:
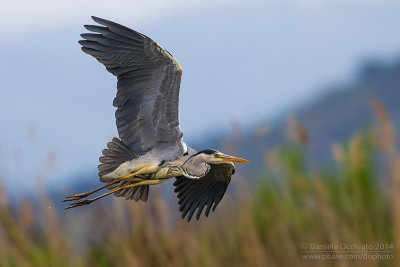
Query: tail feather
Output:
[[98, 137, 149, 202], [98, 137, 138, 179]]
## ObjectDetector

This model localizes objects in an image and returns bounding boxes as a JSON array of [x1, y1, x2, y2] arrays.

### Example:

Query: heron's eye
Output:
[[214, 153, 221, 158]]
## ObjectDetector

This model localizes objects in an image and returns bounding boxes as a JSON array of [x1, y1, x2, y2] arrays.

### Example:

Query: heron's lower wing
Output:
[[173, 163, 235, 221]]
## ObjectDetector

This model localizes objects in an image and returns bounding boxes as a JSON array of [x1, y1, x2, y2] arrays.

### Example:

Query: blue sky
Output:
[[1, 0, 400, 193]]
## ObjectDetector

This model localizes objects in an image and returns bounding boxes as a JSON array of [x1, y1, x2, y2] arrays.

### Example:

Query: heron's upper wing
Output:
[[80, 16, 183, 155], [173, 163, 235, 222]]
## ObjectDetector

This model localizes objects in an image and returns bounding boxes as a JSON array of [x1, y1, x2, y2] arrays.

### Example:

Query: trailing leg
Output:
[[65, 179, 163, 209]]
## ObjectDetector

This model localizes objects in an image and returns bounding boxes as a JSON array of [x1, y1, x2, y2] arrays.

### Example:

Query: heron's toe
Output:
[[63, 192, 91, 202], [65, 199, 93, 210]]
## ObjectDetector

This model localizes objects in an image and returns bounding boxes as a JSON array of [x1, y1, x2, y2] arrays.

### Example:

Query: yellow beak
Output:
[[222, 155, 251, 163]]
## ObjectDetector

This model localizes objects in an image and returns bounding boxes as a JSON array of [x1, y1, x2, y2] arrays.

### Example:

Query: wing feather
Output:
[[80, 16, 183, 155], [173, 163, 235, 222]]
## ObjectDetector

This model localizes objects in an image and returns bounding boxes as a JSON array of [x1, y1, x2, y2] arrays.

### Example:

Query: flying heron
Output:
[[63, 16, 250, 221]]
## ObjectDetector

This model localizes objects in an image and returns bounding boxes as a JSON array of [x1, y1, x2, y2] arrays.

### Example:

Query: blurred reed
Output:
[[0, 100, 398, 266]]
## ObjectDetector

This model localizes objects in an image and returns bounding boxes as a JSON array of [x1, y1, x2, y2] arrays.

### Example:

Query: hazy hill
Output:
[[220, 58, 400, 170]]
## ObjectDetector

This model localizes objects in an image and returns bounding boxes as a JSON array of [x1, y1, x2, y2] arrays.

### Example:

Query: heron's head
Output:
[[196, 149, 250, 164]]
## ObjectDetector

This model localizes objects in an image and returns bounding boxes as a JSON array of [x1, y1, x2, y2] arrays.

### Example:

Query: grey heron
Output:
[[63, 16, 250, 221]]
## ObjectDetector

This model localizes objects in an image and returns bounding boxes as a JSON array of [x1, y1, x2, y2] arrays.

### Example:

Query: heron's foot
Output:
[[63, 179, 122, 203], [64, 179, 164, 210], [65, 199, 94, 210], [63, 192, 91, 202]]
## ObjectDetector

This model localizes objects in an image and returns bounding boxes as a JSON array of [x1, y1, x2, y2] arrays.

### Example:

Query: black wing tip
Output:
[[183, 212, 197, 222], [91, 16, 121, 29], [180, 202, 206, 222], [90, 16, 118, 29], [89, 15, 149, 41], [91, 16, 104, 23], [78, 40, 90, 46], [83, 24, 91, 30], [184, 210, 204, 222], [179, 208, 204, 222], [83, 24, 105, 32], [80, 47, 93, 55], [80, 33, 97, 39]]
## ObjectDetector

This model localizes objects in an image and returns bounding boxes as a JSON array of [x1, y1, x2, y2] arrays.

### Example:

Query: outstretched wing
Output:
[[173, 163, 235, 222], [80, 16, 184, 155]]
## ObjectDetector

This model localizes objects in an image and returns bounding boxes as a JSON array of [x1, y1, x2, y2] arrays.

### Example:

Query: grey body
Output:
[[102, 141, 223, 182], [78, 17, 237, 221]]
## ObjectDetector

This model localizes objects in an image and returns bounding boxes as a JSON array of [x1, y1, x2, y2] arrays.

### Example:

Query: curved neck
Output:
[[182, 154, 210, 179]]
